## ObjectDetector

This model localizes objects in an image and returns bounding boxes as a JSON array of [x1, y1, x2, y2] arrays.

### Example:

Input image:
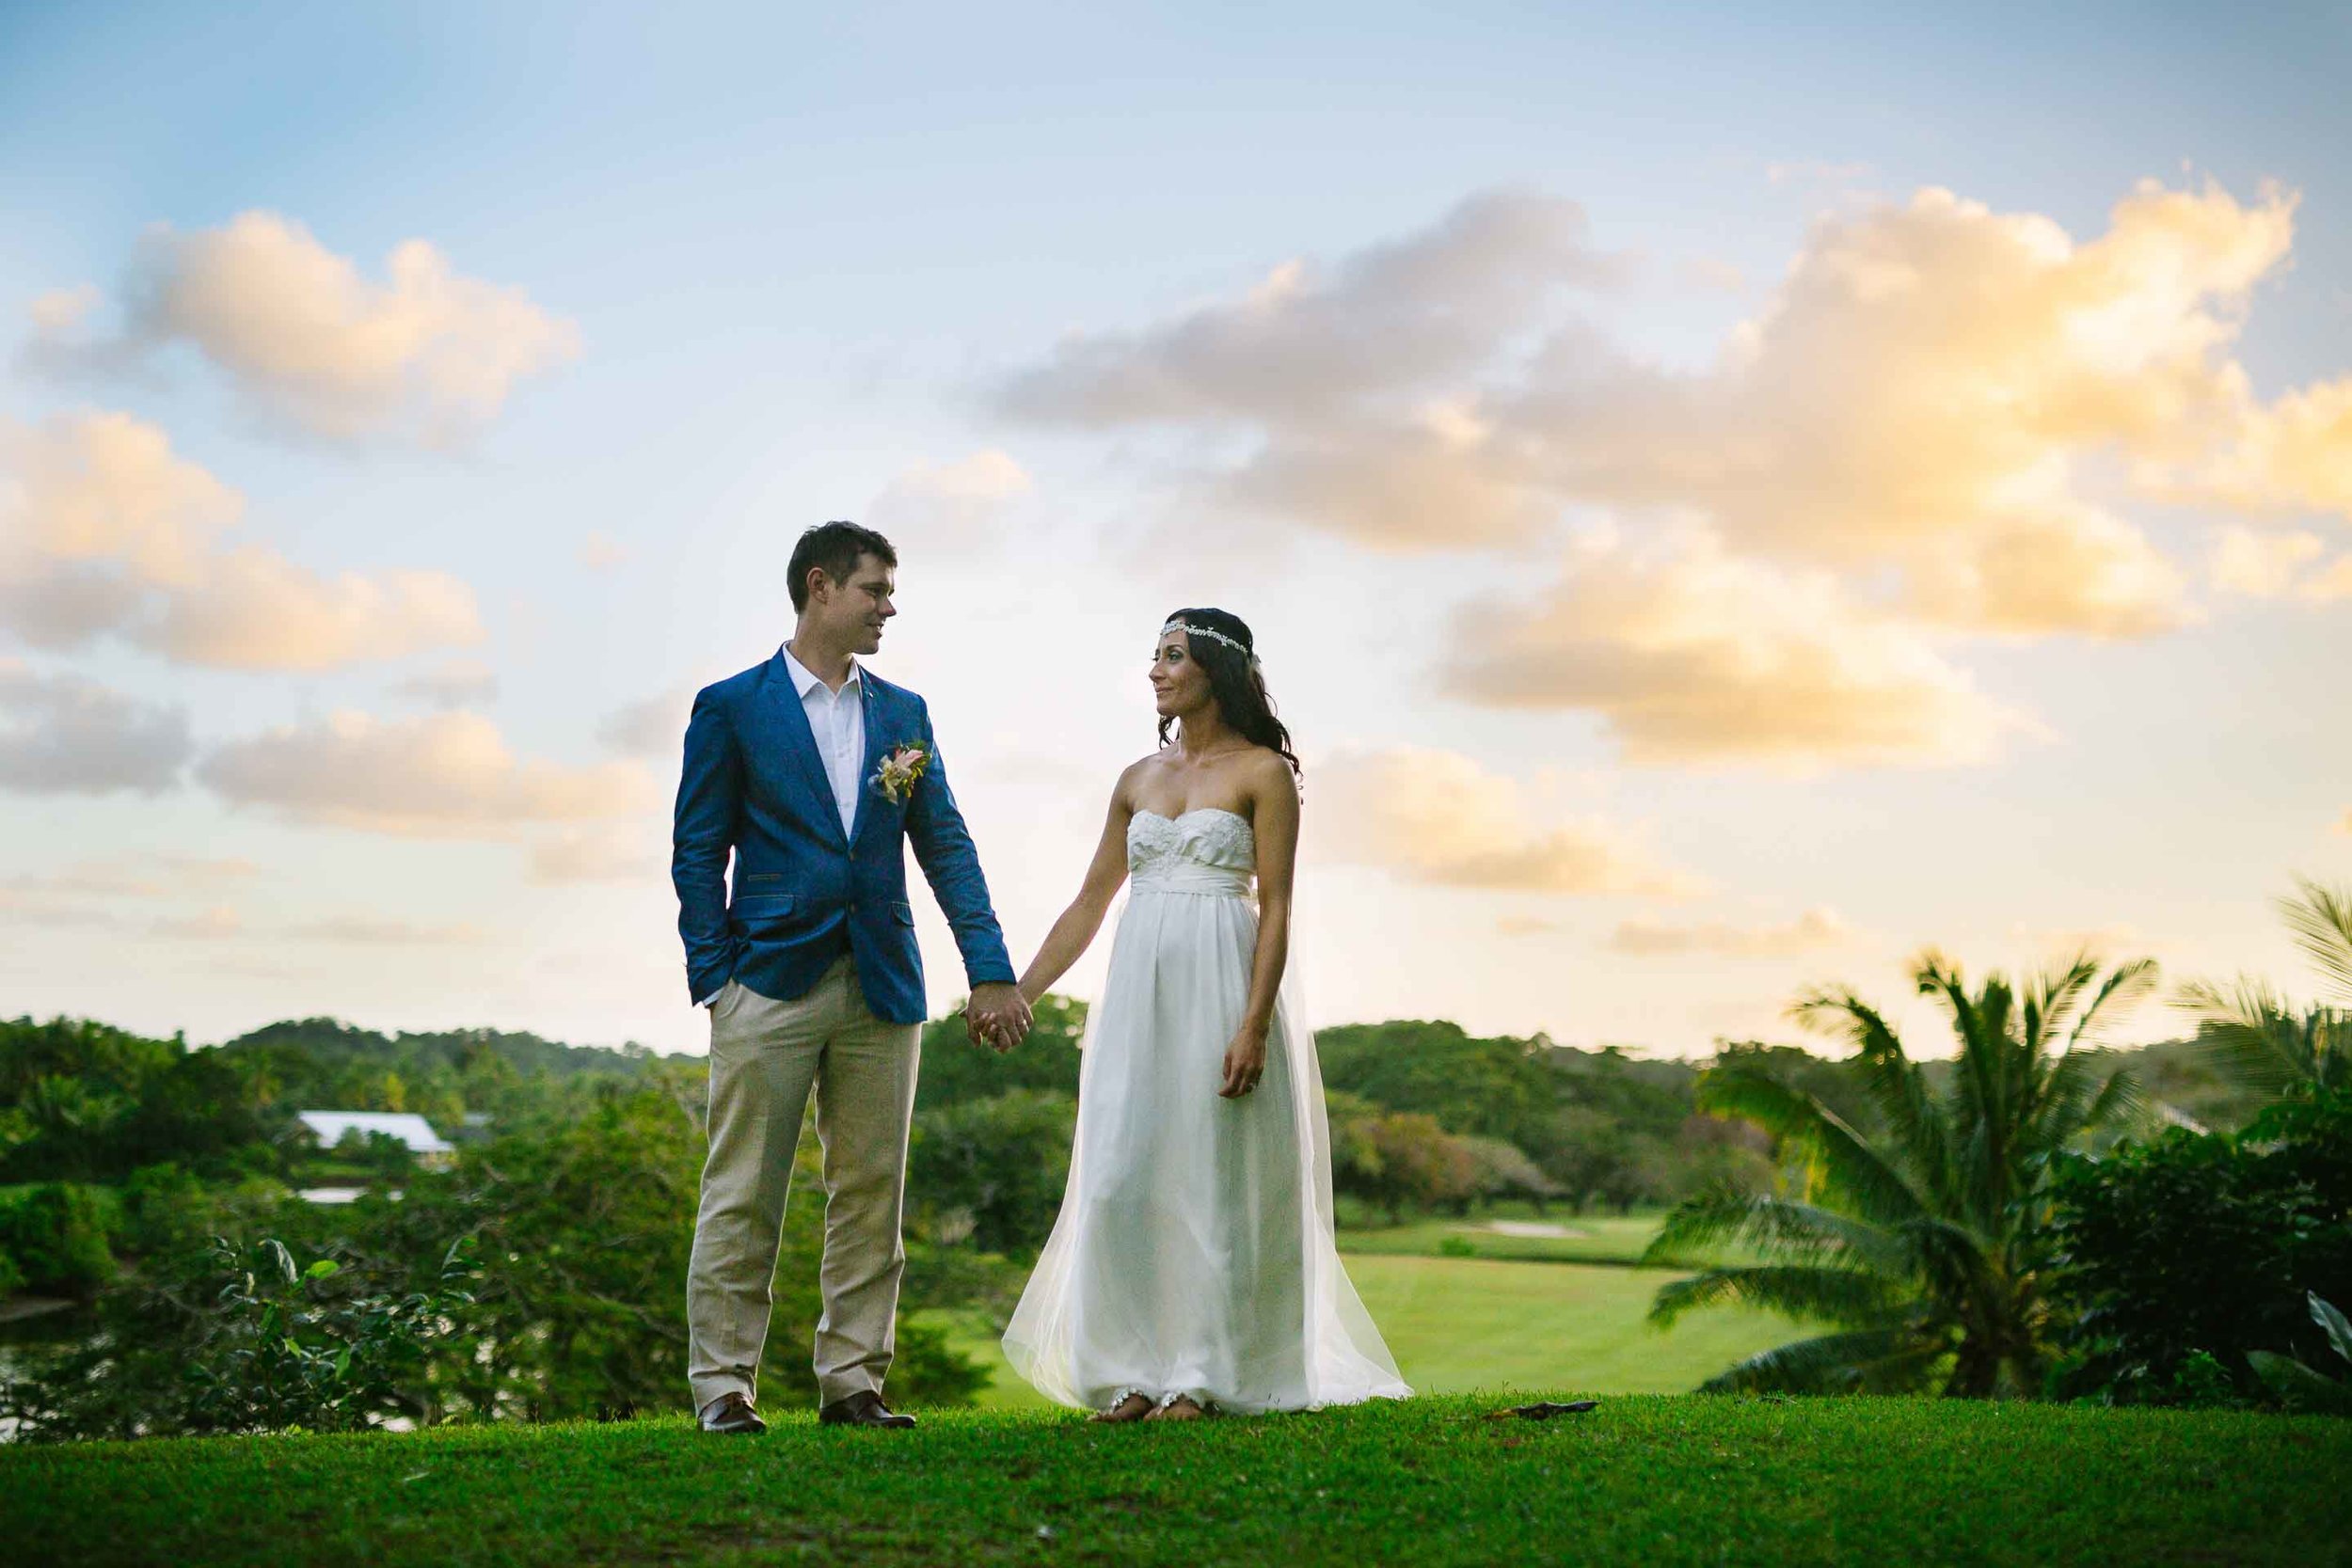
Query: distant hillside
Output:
[[213, 1018, 661, 1098]]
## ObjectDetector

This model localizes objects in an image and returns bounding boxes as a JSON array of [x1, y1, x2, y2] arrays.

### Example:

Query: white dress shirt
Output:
[[783, 643, 866, 841]]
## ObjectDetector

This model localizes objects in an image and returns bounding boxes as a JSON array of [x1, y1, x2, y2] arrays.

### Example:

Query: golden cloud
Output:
[[1608, 908, 1849, 958], [31, 212, 580, 443], [199, 709, 657, 839], [999, 178, 2352, 765], [0, 410, 485, 669], [2208, 525, 2352, 602], [1310, 745, 1701, 895], [1442, 532, 2034, 768]]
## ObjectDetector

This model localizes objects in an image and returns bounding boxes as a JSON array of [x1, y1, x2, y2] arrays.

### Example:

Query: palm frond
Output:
[[1693, 1328, 1948, 1395], [1789, 986, 1951, 1204], [2281, 876, 2352, 1003], [2061, 956, 2160, 1052], [1649, 1264, 1909, 1330], [1644, 1189, 1907, 1275], [2176, 976, 2312, 1095], [2072, 1061, 2144, 1138], [1695, 1068, 1929, 1227], [2027, 1049, 2142, 1152]]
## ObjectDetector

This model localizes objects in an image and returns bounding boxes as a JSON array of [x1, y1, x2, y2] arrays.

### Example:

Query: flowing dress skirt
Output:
[[1002, 879, 1409, 1414]]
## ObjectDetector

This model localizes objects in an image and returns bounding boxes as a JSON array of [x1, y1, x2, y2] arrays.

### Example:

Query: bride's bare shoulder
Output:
[[1108, 752, 1168, 808]]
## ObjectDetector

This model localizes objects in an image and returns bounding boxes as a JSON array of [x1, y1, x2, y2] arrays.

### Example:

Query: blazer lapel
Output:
[[765, 653, 848, 847], [848, 676, 890, 847]]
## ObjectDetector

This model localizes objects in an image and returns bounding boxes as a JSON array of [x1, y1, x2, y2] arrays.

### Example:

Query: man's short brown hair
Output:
[[787, 521, 898, 612]]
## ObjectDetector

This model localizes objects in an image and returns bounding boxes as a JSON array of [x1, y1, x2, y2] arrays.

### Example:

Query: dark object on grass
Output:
[[1491, 1400, 1598, 1419]]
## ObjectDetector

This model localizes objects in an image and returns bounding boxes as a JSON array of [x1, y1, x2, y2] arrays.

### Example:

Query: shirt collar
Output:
[[781, 643, 862, 701]]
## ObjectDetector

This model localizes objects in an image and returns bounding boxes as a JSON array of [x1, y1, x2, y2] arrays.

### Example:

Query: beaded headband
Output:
[[1159, 619, 1252, 658]]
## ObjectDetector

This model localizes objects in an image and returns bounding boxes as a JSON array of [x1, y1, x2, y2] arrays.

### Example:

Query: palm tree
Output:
[[2176, 876, 2352, 1095], [1643, 949, 2153, 1398]]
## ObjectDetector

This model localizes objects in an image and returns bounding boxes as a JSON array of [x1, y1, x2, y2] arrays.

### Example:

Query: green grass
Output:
[[930, 1254, 1802, 1409], [5, 1396, 2344, 1567]]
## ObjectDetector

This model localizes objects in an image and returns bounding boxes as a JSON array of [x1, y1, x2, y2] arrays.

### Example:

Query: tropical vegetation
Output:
[[1644, 950, 2153, 1396]]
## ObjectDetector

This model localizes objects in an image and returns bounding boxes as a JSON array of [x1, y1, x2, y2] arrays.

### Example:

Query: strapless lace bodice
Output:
[[1127, 808, 1255, 897]]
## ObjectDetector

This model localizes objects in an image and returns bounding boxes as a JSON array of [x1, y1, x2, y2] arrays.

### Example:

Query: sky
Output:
[[2, 2, 2349, 1060]]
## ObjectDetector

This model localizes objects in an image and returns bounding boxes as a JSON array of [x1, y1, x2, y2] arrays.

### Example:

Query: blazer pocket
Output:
[[732, 891, 797, 911], [889, 900, 914, 927]]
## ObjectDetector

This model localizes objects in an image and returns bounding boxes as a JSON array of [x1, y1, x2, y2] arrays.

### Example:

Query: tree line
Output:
[[0, 879, 2342, 1440]]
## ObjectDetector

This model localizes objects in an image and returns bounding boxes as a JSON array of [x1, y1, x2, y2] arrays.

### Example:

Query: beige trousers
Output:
[[685, 955, 922, 1414]]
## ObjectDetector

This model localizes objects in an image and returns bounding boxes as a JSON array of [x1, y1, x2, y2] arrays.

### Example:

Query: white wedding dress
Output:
[[1002, 807, 1410, 1414]]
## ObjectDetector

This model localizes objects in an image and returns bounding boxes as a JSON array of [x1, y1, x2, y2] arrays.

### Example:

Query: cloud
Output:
[[1608, 907, 1849, 957], [1442, 532, 2034, 769], [152, 905, 240, 941], [198, 708, 657, 838], [288, 915, 486, 944], [1677, 257, 1747, 293], [596, 689, 689, 758], [140, 546, 484, 669], [526, 827, 665, 884], [3, 854, 257, 897], [1311, 745, 1700, 895], [996, 178, 2344, 644], [1, 407, 240, 583], [31, 212, 580, 442], [1496, 915, 1564, 936], [0, 658, 193, 794], [579, 531, 628, 570], [867, 450, 1033, 558], [2148, 366, 2352, 520], [1486, 180, 2280, 637], [28, 284, 101, 337], [2208, 525, 2352, 602], [0, 410, 485, 669], [995, 192, 1628, 549], [390, 657, 501, 709]]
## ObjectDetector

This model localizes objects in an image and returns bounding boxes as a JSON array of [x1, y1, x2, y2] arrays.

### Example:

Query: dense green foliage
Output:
[[1647, 952, 2151, 1396], [0, 1036, 986, 1441], [2248, 1291, 2352, 1414], [0, 1181, 120, 1297], [4, 1396, 2345, 1568], [1, 963, 2335, 1446], [2048, 1087, 2352, 1404]]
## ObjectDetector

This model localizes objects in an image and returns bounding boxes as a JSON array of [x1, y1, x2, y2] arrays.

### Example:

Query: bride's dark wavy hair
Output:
[[1156, 607, 1301, 783]]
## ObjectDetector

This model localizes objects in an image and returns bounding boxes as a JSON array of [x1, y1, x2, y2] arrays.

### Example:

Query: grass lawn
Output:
[[5, 1395, 2344, 1567], [929, 1253, 1820, 1409], [1334, 1208, 1682, 1266]]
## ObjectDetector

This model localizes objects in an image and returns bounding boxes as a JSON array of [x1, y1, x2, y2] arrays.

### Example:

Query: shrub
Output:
[[906, 1089, 1075, 1259], [2047, 1088, 2352, 1404], [2248, 1292, 2352, 1415], [0, 1182, 119, 1297], [0, 1229, 482, 1442]]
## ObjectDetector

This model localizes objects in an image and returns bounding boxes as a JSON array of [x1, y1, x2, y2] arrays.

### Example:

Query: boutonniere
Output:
[[870, 740, 931, 804]]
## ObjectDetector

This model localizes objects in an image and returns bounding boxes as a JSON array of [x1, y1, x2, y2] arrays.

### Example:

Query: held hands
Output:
[[965, 982, 1033, 1053], [1218, 1023, 1268, 1099]]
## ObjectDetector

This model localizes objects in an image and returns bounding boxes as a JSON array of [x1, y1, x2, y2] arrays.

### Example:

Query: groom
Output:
[[675, 520, 1032, 1434]]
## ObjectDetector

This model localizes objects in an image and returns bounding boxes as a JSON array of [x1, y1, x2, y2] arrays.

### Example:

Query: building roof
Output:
[[294, 1111, 455, 1155]]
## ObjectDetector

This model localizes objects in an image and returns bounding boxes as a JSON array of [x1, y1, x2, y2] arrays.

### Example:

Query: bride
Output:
[[999, 608, 1410, 1421]]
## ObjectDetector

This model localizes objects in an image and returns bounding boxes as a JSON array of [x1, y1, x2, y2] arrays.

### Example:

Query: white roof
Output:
[[295, 1111, 454, 1155]]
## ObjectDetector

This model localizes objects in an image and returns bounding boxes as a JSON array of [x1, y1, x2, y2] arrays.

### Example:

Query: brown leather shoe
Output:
[[698, 1391, 767, 1434], [818, 1390, 916, 1429]]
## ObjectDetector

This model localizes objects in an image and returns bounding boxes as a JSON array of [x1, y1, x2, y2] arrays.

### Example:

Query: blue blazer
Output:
[[671, 651, 1015, 1025]]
